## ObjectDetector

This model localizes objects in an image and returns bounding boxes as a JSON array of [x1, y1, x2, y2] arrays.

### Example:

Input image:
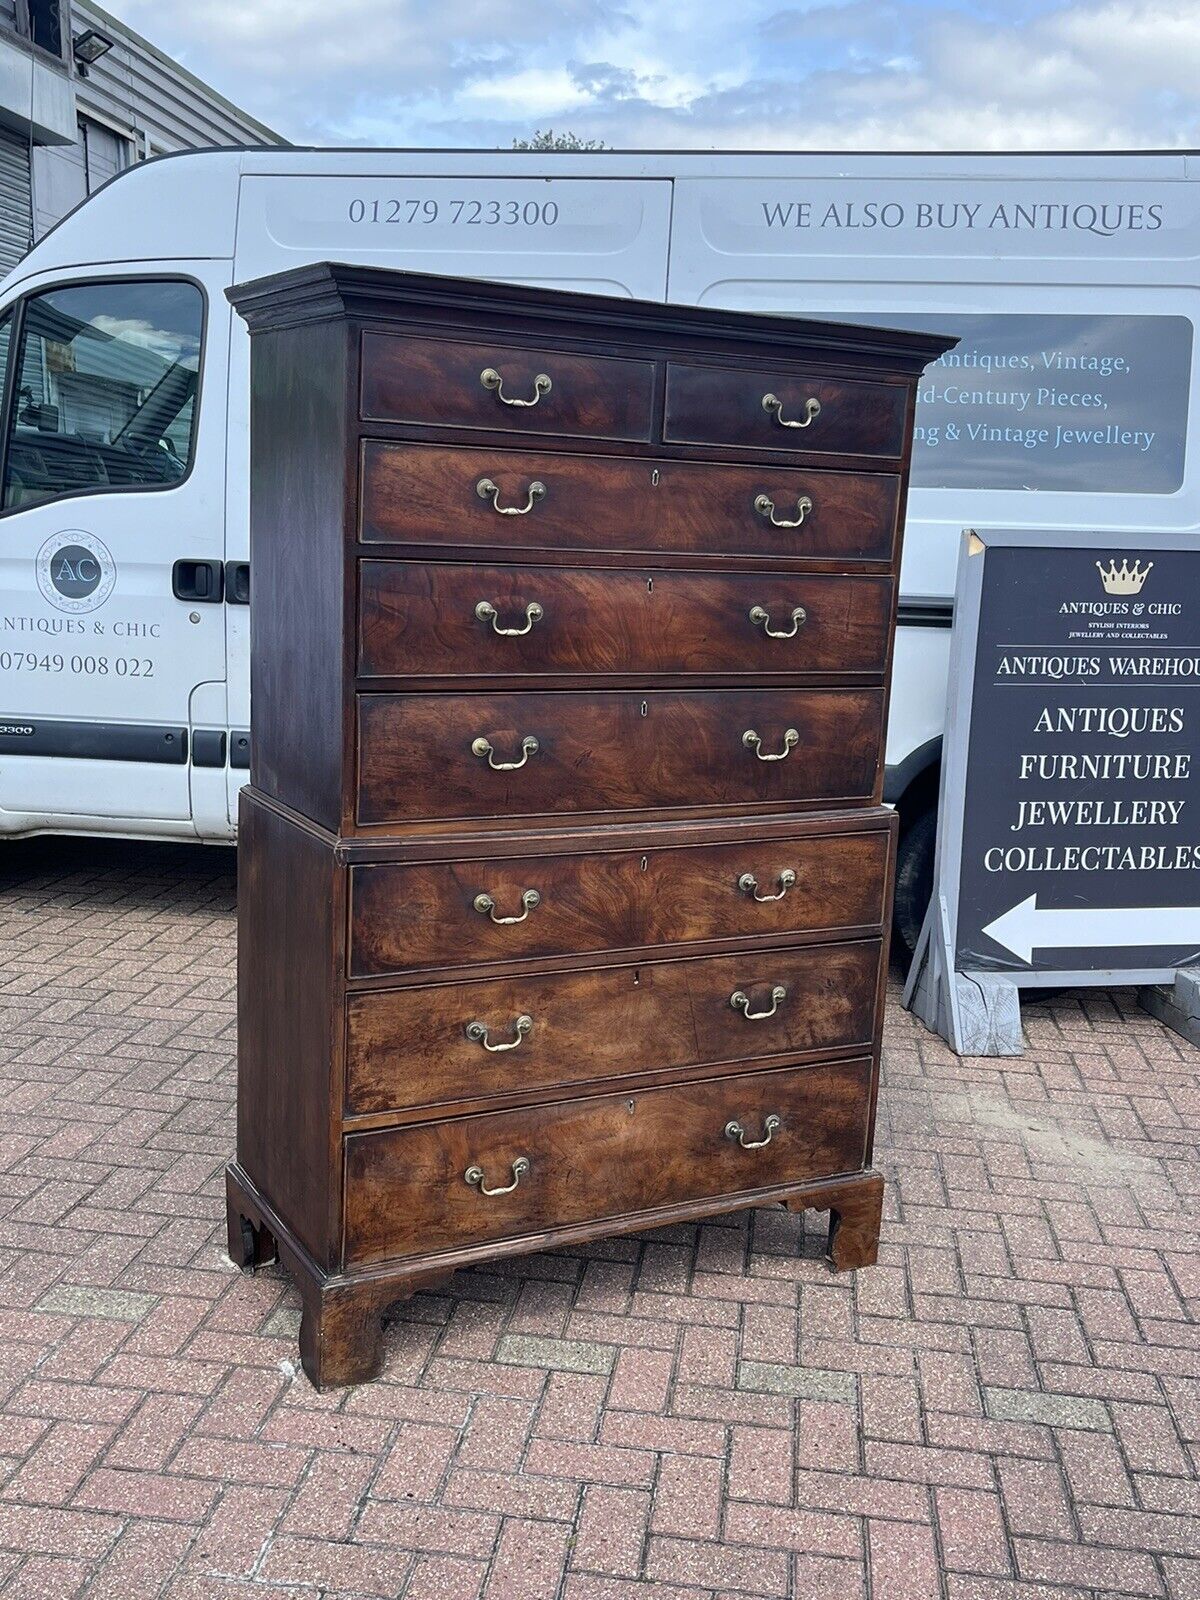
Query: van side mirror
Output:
[[20, 401, 59, 432]]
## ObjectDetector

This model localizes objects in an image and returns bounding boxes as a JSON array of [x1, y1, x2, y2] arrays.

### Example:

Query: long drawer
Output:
[[359, 442, 901, 565], [355, 688, 884, 826], [663, 362, 908, 460], [360, 334, 655, 442], [345, 939, 881, 1116], [348, 825, 891, 977], [358, 562, 892, 682], [343, 1056, 872, 1264]]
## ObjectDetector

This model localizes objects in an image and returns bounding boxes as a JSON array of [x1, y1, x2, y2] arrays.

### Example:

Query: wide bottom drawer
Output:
[[345, 939, 882, 1115], [342, 1056, 872, 1265]]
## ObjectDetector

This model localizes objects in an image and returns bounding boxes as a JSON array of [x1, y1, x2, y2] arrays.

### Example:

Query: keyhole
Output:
[[640, 856, 648, 871], [651, 468, 660, 487], [640, 701, 648, 717], [647, 578, 653, 594], [627, 1099, 636, 1114]]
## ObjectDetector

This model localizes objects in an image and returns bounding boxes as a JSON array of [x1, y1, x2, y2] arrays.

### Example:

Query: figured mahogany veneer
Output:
[[359, 442, 903, 565], [347, 825, 891, 978], [344, 940, 881, 1118], [664, 362, 909, 459], [344, 1058, 874, 1264], [361, 333, 655, 441], [226, 263, 954, 1387], [358, 562, 893, 683], [356, 687, 884, 827]]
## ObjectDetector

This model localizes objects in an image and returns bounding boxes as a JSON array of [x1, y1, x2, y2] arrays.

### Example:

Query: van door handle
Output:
[[224, 561, 249, 605], [172, 559, 224, 603]]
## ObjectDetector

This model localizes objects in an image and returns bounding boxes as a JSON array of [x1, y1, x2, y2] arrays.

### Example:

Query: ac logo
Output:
[[36, 531, 115, 614]]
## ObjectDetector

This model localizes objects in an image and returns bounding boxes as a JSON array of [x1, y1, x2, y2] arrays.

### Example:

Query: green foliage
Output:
[[511, 129, 609, 151]]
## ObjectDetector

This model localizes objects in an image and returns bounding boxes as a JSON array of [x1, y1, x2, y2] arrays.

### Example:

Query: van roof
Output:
[[10, 145, 1197, 287]]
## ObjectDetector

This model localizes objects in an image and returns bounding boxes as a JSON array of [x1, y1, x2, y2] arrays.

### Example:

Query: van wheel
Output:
[[893, 805, 937, 962]]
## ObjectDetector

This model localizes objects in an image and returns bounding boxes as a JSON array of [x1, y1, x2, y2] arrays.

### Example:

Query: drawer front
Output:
[[349, 826, 891, 977], [664, 363, 908, 460], [356, 688, 884, 826], [360, 333, 654, 442], [346, 939, 882, 1115], [343, 1056, 872, 1263], [358, 562, 892, 682], [361, 443, 900, 565]]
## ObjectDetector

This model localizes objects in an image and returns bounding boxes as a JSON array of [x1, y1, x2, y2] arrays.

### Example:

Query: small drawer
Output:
[[664, 363, 908, 460], [360, 442, 901, 565], [348, 824, 891, 977], [343, 1056, 872, 1264], [346, 939, 882, 1116], [358, 561, 893, 682], [355, 687, 884, 827], [360, 333, 655, 442]]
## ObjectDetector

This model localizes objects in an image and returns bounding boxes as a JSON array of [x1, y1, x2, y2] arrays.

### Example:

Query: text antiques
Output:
[[905, 529, 1200, 1056]]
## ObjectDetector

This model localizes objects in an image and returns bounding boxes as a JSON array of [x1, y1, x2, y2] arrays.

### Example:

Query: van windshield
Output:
[[2, 279, 204, 511]]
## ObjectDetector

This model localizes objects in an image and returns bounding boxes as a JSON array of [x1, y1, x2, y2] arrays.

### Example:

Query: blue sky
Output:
[[102, 0, 1199, 150]]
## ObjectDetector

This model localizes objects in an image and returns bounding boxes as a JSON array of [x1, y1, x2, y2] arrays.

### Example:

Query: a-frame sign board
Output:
[[904, 528, 1200, 1055]]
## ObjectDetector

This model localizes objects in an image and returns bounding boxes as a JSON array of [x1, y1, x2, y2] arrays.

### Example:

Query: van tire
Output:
[[893, 805, 937, 962]]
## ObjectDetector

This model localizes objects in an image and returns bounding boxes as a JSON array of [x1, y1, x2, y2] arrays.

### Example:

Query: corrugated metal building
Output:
[[0, 0, 283, 271]]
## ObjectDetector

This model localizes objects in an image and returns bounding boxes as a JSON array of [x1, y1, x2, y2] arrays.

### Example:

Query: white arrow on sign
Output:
[[982, 895, 1200, 964]]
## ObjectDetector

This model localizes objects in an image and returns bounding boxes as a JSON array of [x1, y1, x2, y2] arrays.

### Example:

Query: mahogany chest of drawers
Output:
[[225, 263, 954, 1388]]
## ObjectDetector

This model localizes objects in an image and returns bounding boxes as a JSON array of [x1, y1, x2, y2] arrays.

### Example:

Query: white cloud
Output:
[[101, 0, 1199, 150], [456, 68, 593, 117]]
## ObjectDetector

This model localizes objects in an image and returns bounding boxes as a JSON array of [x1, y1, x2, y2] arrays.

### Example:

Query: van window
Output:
[[2, 280, 203, 511], [885, 313, 1191, 494]]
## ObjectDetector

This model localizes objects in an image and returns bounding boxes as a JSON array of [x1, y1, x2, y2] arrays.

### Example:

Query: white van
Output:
[[0, 148, 1196, 948]]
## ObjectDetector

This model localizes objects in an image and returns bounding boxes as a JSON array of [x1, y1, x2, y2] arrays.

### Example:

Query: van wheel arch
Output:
[[888, 745, 941, 963]]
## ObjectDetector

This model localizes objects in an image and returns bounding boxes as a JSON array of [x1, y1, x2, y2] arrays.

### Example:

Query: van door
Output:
[[0, 267, 228, 836], [665, 168, 1200, 952], [224, 173, 673, 826]]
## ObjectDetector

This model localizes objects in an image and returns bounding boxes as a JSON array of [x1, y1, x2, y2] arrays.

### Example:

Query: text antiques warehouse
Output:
[[0, 0, 282, 273]]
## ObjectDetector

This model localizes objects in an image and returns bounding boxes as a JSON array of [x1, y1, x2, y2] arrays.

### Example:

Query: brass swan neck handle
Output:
[[761, 393, 821, 429], [480, 367, 552, 407]]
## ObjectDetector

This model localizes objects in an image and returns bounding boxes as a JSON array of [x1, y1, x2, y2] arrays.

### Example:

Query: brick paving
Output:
[[0, 834, 1195, 1600]]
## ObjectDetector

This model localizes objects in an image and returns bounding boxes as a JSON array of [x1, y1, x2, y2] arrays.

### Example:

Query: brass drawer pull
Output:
[[725, 1113, 782, 1149], [738, 869, 796, 903], [474, 888, 540, 924], [476, 599, 545, 636], [749, 604, 807, 639], [480, 367, 552, 407], [472, 734, 539, 771], [754, 493, 813, 529], [476, 478, 547, 516], [465, 1013, 533, 1052], [730, 984, 787, 1020], [762, 393, 821, 429], [465, 1155, 530, 1195], [743, 727, 799, 762]]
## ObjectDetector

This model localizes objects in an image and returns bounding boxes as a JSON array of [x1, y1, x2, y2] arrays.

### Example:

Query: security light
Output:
[[72, 28, 113, 70]]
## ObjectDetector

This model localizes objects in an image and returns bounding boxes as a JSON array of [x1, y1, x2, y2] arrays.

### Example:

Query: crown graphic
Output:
[[1096, 557, 1153, 595]]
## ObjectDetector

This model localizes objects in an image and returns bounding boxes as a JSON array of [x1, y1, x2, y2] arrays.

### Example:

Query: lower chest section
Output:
[[238, 793, 893, 1279]]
